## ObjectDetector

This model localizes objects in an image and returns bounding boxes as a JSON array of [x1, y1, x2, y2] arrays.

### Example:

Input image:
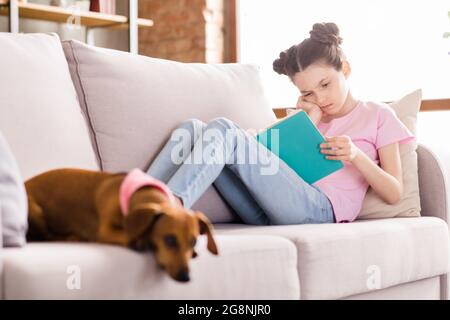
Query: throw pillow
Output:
[[0, 32, 99, 180], [0, 132, 28, 247]]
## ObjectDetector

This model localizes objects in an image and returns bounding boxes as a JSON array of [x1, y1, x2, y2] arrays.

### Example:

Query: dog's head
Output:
[[124, 203, 218, 282]]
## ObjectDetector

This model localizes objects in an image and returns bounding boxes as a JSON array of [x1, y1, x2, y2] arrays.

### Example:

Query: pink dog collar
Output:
[[119, 168, 177, 216]]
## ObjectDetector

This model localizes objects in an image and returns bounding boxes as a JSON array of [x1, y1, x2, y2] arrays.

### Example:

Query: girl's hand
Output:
[[296, 96, 323, 125], [320, 136, 361, 163]]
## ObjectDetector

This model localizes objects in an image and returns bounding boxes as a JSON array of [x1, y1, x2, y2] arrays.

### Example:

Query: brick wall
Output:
[[139, 0, 225, 63]]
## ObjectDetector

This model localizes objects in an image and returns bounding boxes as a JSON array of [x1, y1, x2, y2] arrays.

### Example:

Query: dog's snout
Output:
[[175, 269, 190, 282]]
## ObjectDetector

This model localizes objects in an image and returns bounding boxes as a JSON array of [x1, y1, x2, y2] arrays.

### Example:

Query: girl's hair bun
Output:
[[309, 22, 343, 46], [273, 22, 345, 78], [272, 51, 287, 75]]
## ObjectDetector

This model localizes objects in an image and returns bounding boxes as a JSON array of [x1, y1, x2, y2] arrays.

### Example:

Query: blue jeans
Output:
[[147, 117, 335, 225]]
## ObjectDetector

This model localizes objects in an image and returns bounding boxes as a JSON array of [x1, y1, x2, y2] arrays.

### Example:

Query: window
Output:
[[238, 0, 450, 108]]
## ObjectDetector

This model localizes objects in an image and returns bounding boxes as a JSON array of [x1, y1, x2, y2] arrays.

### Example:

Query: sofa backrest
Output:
[[61, 39, 277, 222], [0, 33, 99, 180]]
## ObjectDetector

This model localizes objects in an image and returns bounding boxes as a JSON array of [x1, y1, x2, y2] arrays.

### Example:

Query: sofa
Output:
[[0, 32, 449, 300]]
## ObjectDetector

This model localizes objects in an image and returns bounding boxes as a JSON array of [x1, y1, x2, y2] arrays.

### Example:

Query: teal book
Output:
[[256, 110, 344, 184]]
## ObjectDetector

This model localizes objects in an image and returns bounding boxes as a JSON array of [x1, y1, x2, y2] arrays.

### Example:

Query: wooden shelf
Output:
[[0, 2, 153, 28]]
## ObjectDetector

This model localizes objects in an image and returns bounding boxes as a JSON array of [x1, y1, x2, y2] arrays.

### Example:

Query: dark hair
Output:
[[273, 22, 345, 78]]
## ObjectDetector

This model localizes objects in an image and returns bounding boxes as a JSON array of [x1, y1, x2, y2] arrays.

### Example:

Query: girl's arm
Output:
[[320, 137, 403, 205], [352, 142, 403, 205]]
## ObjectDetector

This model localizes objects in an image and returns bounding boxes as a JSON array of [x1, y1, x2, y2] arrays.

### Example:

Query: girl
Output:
[[146, 22, 414, 224]]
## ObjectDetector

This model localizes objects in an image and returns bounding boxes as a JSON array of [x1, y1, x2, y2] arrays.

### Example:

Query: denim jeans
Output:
[[147, 117, 335, 225]]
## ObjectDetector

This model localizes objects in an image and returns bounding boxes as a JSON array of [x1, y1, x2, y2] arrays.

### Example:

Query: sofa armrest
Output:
[[0, 204, 4, 299], [0, 203, 2, 247], [417, 143, 450, 300], [417, 143, 450, 224]]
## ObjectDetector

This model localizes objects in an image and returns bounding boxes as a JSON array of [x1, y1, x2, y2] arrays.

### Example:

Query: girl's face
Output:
[[291, 61, 351, 116]]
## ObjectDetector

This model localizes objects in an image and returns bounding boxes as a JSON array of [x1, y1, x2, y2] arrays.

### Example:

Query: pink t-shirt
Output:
[[313, 100, 415, 223]]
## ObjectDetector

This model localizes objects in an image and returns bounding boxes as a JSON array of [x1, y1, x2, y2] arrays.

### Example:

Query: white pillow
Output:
[[0, 132, 27, 247], [0, 33, 99, 180], [357, 89, 422, 219]]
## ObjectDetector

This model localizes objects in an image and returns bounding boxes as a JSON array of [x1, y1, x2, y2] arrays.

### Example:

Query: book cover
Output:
[[256, 110, 344, 184]]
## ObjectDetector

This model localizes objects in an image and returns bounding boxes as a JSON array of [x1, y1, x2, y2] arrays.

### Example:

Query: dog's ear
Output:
[[125, 203, 163, 243], [195, 211, 218, 255]]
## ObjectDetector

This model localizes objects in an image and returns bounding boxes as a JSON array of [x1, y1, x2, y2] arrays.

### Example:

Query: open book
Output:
[[256, 110, 344, 184]]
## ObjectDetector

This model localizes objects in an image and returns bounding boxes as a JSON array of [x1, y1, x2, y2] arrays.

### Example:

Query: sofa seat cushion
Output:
[[2, 235, 299, 299], [215, 217, 450, 299]]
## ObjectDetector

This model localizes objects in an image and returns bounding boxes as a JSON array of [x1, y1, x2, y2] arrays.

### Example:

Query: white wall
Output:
[[238, 0, 450, 108]]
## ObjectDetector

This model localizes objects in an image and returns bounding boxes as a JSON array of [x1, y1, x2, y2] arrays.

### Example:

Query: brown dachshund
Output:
[[25, 168, 218, 282]]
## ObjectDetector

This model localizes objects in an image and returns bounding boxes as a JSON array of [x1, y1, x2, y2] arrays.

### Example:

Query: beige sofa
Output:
[[0, 32, 449, 300]]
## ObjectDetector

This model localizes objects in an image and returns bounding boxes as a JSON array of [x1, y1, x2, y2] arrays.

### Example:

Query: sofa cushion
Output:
[[61, 39, 276, 223], [0, 133, 27, 247], [2, 236, 299, 299], [0, 33, 99, 180], [358, 89, 422, 219], [215, 217, 450, 299]]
